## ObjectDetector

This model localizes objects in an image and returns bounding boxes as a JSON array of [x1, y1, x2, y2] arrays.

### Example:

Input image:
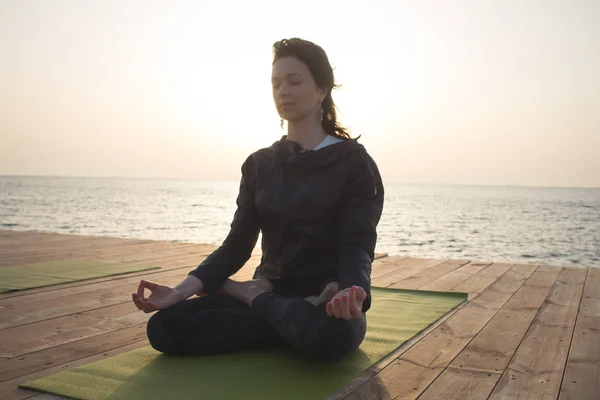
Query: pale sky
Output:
[[1, 0, 599, 187]]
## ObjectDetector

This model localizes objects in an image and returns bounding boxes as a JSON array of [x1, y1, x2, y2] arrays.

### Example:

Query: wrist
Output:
[[175, 275, 205, 299]]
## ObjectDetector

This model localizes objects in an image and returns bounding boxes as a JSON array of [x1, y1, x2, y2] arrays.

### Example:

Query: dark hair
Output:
[[272, 38, 357, 140]]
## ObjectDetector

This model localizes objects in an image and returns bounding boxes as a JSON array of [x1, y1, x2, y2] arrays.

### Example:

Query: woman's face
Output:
[[272, 57, 326, 123]]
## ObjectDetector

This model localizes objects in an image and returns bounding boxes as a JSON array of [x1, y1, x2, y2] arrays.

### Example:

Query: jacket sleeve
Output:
[[336, 151, 384, 312], [188, 155, 260, 293]]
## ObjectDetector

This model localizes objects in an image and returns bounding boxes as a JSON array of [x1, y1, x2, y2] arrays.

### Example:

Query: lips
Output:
[[280, 102, 294, 107]]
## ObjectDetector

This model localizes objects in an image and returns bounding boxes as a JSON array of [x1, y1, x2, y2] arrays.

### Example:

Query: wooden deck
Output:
[[0, 230, 597, 400]]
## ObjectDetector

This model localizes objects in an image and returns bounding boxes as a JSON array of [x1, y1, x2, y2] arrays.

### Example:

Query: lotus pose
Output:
[[132, 38, 384, 362]]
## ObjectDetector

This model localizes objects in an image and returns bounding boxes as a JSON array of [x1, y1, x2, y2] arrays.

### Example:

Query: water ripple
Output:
[[1, 176, 599, 268]]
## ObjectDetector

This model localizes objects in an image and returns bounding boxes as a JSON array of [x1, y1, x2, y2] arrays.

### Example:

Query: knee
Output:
[[146, 312, 180, 356], [305, 315, 367, 362]]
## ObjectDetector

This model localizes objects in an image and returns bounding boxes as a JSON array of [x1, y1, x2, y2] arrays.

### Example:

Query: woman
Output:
[[132, 38, 384, 362]]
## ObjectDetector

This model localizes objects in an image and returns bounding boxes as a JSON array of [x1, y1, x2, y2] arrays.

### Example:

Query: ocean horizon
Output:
[[1, 175, 598, 268], [2, 174, 599, 190]]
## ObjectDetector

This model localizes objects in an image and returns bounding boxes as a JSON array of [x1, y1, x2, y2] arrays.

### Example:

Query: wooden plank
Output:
[[0, 236, 148, 258], [0, 240, 206, 267], [0, 242, 206, 281], [0, 323, 147, 383], [347, 264, 537, 400], [0, 231, 130, 251], [2, 231, 588, 400], [451, 262, 514, 298], [388, 259, 470, 290], [344, 359, 442, 400], [0, 301, 150, 358], [1, 231, 380, 268], [0, 256, 192, 302], [536, 265, 563, 273], [450, 268, 559, 373], [0, 230, 140, 246], [373, 258, 448, 288], [0, 262, 199, 329], [0, 233, 86, 253], [81, 244, 212, 270], [0, 323, 146, 383], [0, 230, 208, 262], [489, 267, 587, 400], [0, 250, 214, 300], [559, 268, 600, 400], [330, 299, 468, 400], [0, 341, 147, 400], [0, 230, 182, 250], [416, 367, 501, 400], [370, 256, 417, 279], [70, 242, 211, 263], [371, 255, 406, 265], [419, 262, 491, 292], [0, 237, 155, 265]]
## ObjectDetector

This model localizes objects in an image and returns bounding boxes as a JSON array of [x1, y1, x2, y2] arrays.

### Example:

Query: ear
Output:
[[318, 86, 327, 104]]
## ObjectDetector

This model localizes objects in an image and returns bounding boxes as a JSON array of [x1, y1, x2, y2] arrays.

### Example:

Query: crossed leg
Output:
[[147, 281, 366, 361]]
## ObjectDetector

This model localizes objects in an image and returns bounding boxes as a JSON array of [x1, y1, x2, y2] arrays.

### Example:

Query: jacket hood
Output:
[[269, 135, 365, 169]]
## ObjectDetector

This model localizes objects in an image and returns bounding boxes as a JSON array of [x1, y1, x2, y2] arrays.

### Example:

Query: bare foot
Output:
[[221, 279, 273, 307], [305, 281, 339, 306]]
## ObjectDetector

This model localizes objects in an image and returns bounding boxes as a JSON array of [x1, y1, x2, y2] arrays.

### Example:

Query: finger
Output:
[[355, 286, 367, 302], [351, 286, 364, 300], [136, 282, 145, 299], [132, 294, 153, 313], [349, 288, 360, 317], [141, 280, 160, 293], [326, 301, 334, 316], [341, 295, 351, 319], [132, 294, 143, 310], [133, 296, 149, 312], [138, 298, 154, 313], [146, 280, 160, 289], [333, 297, 342, 318]]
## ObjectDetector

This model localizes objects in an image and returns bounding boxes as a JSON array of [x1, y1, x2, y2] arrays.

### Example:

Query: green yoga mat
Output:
[[0, 260, 160, 293], [21, 288, 467, 400]]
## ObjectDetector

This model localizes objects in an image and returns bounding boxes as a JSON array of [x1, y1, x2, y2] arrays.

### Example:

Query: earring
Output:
[[319, 106, 324, 122], [280, 118, 284, 129]]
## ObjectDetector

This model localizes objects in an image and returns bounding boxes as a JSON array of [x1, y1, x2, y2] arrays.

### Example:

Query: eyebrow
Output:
[[271, 73, 302, 81]]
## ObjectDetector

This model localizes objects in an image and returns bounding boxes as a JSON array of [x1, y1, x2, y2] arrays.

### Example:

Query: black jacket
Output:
[[189, 135, 384, 312]]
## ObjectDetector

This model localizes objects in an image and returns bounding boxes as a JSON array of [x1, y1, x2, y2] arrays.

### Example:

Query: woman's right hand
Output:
[[132, 280, 186, 313]]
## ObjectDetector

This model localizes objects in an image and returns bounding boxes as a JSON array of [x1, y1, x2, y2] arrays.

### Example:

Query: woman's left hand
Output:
[[326, 285, 366, 319]]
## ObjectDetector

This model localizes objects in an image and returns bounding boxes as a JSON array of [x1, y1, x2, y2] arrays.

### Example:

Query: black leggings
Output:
[[146, 292, 367, 362]]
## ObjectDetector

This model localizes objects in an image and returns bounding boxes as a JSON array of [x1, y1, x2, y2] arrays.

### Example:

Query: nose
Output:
[[276, 81, 291, 98]]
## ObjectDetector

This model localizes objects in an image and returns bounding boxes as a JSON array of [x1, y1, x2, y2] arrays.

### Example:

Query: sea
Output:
[[1, 176, 598, 268]]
